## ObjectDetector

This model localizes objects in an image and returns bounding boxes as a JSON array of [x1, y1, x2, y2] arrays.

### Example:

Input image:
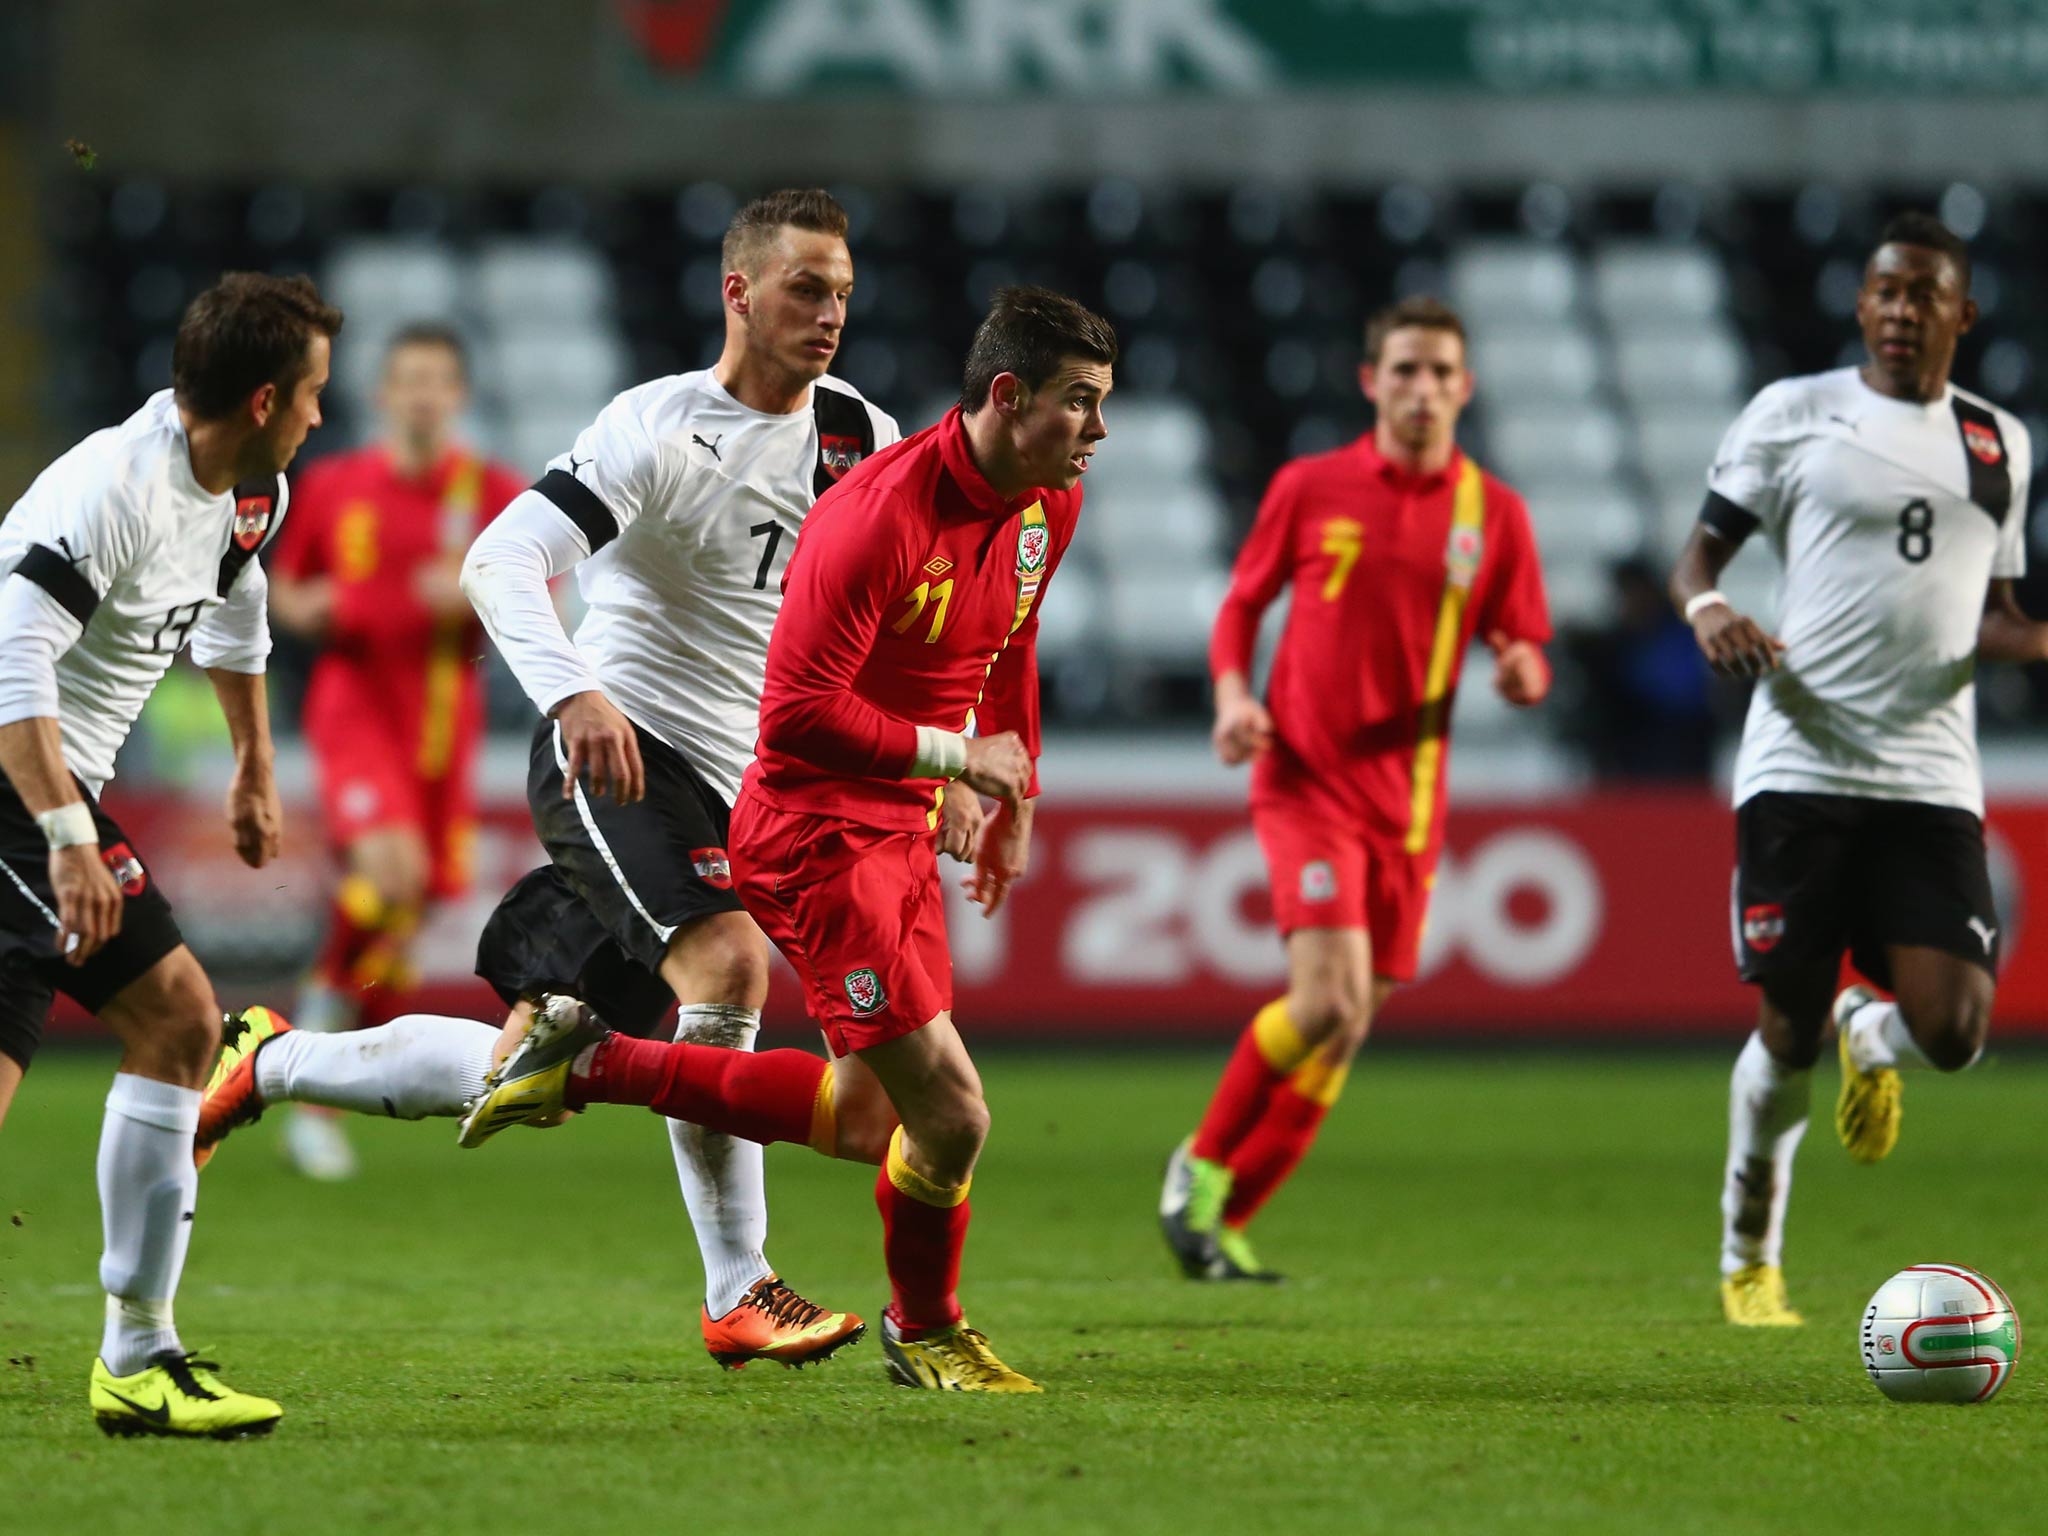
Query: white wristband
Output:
[[37, 801, 98, 850], [911, 726, 968, 781], [1683, 590, 1730, 623]]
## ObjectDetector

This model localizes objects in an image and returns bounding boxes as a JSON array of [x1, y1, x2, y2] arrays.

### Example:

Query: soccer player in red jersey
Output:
[[266, 325, 523, 1176], [463, 286, 1116, 1392], [1160, 295, 1553, 1282]]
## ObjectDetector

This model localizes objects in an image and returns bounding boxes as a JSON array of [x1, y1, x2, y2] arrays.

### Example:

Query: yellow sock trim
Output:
[[885, 1126, 971, 1208], [808, 1069, 838, 1157], [1290, 1053, 1350, 1109], [1251, 999, 1314, 1075], [336, 874, 386, 929]]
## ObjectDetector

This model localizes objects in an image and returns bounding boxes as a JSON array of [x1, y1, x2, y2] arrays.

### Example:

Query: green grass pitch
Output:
[[3, 1046, 2043, 1535]]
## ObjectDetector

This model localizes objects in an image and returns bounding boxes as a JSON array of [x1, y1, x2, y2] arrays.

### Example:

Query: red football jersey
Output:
[[1211, 435, 1550, 857], [272, 446, 524, 777], [745, 408, 1078, 833]]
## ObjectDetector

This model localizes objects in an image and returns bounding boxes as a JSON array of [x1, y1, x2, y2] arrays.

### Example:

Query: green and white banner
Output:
[[614, 1, 2048, 97]]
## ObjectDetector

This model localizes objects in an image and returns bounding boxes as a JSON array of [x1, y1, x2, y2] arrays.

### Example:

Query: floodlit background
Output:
[[7, 0, 2048, 1037]]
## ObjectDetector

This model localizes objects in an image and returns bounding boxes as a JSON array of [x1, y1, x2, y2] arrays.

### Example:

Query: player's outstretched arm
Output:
[[205, 668, 282, 867], [1978, 580, 2048, 664], [1669, 524, 1785, 678]]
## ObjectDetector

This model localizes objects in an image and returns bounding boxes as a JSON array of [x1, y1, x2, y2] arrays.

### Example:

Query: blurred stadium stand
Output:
[[32, 178, 2048, 749]]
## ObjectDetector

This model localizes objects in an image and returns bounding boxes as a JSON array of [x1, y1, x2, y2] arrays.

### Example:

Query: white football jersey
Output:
[[0, 391, 281, 795], [531, 370, 898, 804], [1707, 367, 2031, 816]]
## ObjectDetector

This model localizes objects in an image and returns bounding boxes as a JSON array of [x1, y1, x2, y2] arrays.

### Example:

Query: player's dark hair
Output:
[[1364, 295, 1467, 365], [959, 286, 1119, 412], [722, 188, 851, 277], [383, 320, 469, 381], [172, 272, 343, 421], [1875, 211, 1972, 292]]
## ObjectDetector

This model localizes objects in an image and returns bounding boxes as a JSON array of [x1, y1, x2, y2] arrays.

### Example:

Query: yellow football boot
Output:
[[90, 1352, 282, 1439], [1833, 985, 1902, 1165], [458, 995, 606, 1148], [880, 1312, 1042, 1393], [1720, 1263, 1804, 1327]]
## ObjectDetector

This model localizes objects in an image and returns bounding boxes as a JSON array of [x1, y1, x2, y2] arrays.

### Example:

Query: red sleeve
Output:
[[1209, 462, 1301, 683], [757, 486, 924, 778], [976, 502, 1071, 801], [270, 459, 336, 580], [1476, 488, 1552, 646]]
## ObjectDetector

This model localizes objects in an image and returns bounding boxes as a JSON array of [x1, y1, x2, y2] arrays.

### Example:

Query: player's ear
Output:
[[723, 269, 751, 316], [989, 372, 1027, 418], [1357, 362, 1379, 405], [248, 380, 278, 428], [1958, 295, 1980, 337]]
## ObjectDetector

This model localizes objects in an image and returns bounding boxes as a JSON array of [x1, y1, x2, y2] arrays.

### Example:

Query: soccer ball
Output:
[[1860, 1264, 2021, 1403]]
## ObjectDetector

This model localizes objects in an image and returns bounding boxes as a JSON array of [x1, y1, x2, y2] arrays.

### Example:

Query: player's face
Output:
[[1857, 243, 1976, 396], [1008, 359, 1113, 491], [1361, 327, 1473, 453], [378, 341, 467, 449], [256, 334, 330, 473], [737, 227, 854, 383]]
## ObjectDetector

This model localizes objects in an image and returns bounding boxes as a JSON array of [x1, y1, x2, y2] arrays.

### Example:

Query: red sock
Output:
[[1191, 1001, 1308, 1163], [569, 1035, 830, 1150], [876, 1135, 969, 1336], [312, 885, 384, 992], [1222, 1082, 1328, 1228]]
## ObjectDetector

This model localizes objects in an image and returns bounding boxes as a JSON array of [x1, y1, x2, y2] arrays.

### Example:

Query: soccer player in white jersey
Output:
[[1670, 212, 2048, 1327], [196, 190, 899, 1369], [0, 273, 340, 1435]]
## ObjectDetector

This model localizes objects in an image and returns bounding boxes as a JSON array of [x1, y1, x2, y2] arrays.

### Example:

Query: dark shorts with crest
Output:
[[1732, 791, 1999, 990], [470, 717, 743, 1040], [0, 779, 185, 1070]]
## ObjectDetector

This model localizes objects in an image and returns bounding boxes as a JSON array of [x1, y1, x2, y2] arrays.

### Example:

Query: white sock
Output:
[[97, 1073, 200, 1375], [1846, 999, 1940, 1072], [667, 1005, 772, 1317], [1720, 1032, 1810, 1278], [256, 1014, 498, 1119]]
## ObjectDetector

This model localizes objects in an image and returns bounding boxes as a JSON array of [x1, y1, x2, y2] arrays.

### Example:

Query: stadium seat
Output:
[[493, 329, 626, 414], [1447, 241, 1583, 326], [1590, 243, 1729, 325], [1103, 568, 1230, 664], [1483, 404, 1626, 482], [1079, 481, 1226, 571], [324, 239, 463, 328], [1611, 325, 1748, 408], [1519, 481, 1649, 566], [473, 240, 615, 326], [1468, 325, 1604, 403], [1637, 407, 1735, 497]]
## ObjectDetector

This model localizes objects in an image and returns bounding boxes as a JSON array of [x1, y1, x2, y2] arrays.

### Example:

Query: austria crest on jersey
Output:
[[232, 491, 274, 552], [1964, 420, 2003, 465], [819, 433, 865, 482], [1012, 501, 1049, 633]]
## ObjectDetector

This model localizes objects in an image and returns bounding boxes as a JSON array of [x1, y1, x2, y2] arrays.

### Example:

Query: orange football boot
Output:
[[195, 1007, 293, 1170], [701, 1276, 865, 1370]]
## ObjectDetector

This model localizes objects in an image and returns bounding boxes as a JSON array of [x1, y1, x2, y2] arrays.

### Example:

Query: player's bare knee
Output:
[[109, 956, 219, 1083], [663, 917, 769, 1008], [1911, 996, 1990, 1072], [1290, 989, 1353, 1046]]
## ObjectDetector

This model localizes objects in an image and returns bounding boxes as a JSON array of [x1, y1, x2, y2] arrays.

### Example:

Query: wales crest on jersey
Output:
[[1012, 501, 1049, 633], [232, 493, 274, 552], [1446, 524, 1483, 590], [844, 967, 885, 1017]]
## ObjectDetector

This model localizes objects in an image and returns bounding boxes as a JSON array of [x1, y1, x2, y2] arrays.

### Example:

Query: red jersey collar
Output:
[[1357, 432, 1461, 493], [939, 407, 1043, 518], [377, 443, 468, 488]]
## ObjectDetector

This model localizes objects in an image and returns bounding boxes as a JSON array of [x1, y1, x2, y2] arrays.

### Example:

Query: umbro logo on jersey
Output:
[[1968, 916, 1998, 954], [922, 556, 954, 578], [692, 433, 723, 461]]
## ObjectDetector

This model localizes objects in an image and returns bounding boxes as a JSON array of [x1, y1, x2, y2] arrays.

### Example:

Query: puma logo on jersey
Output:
[[1968, 916, 1998, 953], [692, 433, 723, 461], [567, 454, 592, 479], [55, 535, 89, 570], [1828, 415, 1858, 433]]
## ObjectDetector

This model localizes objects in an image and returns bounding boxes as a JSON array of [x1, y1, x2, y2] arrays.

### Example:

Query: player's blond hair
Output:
[[721, 188, 850, 278]]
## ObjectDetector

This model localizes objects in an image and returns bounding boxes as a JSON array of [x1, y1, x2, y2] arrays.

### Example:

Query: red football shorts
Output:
[[1251, 801, 1436, 983], [729, 794, 952, 1057], [307, 691, 478, 900]]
